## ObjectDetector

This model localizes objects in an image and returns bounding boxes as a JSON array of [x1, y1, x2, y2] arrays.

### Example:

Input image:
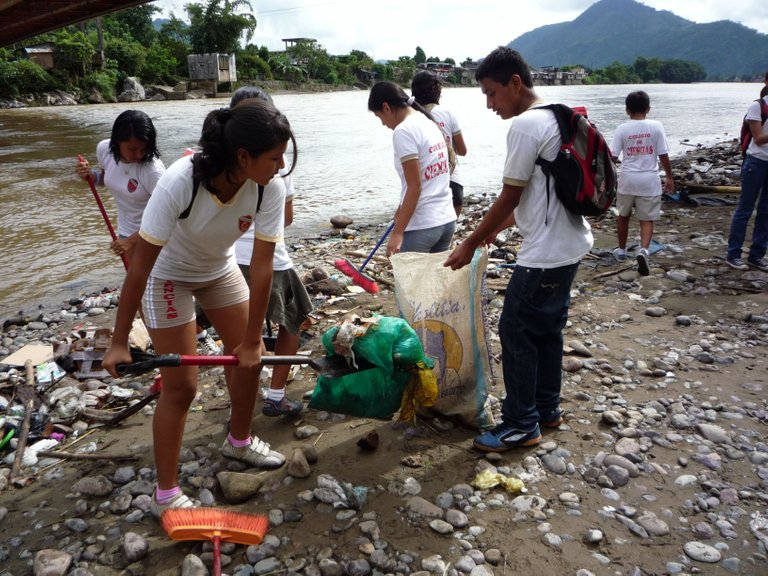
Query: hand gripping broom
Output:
[[162, 507, 268, 576], [334, 222, 394, 294]]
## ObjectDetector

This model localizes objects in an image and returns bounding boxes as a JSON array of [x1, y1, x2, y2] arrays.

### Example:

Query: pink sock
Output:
[[155, 486, 181, 504], [227, 433, 251, 448]]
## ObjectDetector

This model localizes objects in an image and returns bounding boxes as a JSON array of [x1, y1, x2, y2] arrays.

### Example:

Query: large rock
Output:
[[118, 77, 146, 102], [216, 470, 264, 503], [331, 215, 354, 229]]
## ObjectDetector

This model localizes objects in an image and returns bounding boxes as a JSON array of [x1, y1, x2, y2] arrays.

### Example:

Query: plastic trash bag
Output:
[[309, 315, 435, 419]]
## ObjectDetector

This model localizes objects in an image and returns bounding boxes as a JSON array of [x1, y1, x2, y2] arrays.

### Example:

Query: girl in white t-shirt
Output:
[[101, 99, 297, 518], [368, 81, 456, 256], [75, 110, 165, 263], [411, 70, 468, 216]]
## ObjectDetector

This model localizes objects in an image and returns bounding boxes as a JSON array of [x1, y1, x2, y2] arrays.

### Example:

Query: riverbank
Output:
[[1, 140, 767, 575]]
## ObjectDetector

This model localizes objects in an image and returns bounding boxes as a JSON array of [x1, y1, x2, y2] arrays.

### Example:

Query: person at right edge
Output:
[[444, 47, 593, 452], [609, 90, 674, 276], [726, 84, 768, 272]]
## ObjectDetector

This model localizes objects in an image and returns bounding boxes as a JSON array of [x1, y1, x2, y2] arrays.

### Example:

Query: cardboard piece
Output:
[[0, 344, 53, 367]]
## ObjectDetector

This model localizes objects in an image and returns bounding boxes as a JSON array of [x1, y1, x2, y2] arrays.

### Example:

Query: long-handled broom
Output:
[[334, 222, 394, 294], [162, 508, 268, 576], [78, 154, 129, 270]]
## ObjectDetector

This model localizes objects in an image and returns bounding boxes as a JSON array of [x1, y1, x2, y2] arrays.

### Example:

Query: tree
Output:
[[53, 29, 95, 80], [186, 0, 257, 54], [111, 4, 159, 46], [158, 15, 191, 76], [414, 46, 426, 64], [660, 59, 706, 83]]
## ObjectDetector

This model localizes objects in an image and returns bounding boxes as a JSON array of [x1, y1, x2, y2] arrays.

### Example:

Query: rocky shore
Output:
[[1, 139, 767, 576]]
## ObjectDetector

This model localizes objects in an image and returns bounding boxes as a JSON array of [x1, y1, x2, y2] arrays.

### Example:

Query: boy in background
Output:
[[609, 90, 674, 276]]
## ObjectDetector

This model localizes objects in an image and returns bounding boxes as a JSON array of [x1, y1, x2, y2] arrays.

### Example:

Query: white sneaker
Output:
[[150, 490, 195, 519], [197, 333, 221, 355], [612, 248, 627, 262], [221, 436, 285, 469]]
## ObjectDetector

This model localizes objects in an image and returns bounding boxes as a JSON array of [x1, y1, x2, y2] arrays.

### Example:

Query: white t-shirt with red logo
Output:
[[392, 111, 455, 231], [609, 119, 670, 197], [96, 139, 165, 237], [427, 103, 463, 186], [140, 155, 284, 282], [234, 173, 292, 270]]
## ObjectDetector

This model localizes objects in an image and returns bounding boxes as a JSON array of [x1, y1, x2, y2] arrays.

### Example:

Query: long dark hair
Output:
[[109, 109, 160, 164], [411, 71, 441, 106], [367, 81, 434, 121], [196, 98, 297, 194]]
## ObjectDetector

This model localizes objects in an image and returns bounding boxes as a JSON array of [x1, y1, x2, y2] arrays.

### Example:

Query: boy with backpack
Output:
[[727, 84, 768, 271], [444, 47, 593, 451], [609, 90, 674, 276]]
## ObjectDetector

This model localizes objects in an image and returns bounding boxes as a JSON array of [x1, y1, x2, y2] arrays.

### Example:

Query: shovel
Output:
[[115, 350, 373, 379]]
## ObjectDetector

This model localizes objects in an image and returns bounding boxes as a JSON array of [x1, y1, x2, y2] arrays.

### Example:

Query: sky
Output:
[[151, 0, 768, 62]]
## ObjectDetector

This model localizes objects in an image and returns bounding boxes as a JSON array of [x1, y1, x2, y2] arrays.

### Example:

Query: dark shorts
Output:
[[450, 180, 464, 207], [239, 265, 313, 335]]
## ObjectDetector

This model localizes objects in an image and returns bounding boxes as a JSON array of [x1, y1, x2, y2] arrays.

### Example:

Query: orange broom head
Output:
[[334, 258, 379, 294], [161, 508, 268, 545]]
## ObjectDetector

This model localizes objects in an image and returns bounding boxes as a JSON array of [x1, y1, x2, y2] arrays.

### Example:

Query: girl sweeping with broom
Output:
[[102, 99, 297, 518], [367, 81, 456, 257]]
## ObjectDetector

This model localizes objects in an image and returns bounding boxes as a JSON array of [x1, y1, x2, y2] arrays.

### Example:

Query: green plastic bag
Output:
[[308, 316, 429, 418]]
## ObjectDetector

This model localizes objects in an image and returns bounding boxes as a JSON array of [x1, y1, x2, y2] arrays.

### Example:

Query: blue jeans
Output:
[[727, 155, 768, 262], [499, 262, 580, 431], [401, 221, 456, 253]]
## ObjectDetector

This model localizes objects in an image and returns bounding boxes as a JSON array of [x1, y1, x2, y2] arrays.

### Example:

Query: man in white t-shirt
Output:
[[609, 90, 674, 276], [445, 47, 593, 452]]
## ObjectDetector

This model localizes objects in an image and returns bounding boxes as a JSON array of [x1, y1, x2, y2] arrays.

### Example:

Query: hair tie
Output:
[[406, 95, 416, 105], [220, 108, 232, 121]]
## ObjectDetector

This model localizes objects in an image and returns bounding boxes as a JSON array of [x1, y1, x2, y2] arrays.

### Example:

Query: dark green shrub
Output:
[[0, 60, 58, 99]]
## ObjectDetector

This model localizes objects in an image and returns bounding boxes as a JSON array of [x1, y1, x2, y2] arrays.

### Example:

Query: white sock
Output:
[[267, 388, 285, 402], [197, 329, 208, 341]]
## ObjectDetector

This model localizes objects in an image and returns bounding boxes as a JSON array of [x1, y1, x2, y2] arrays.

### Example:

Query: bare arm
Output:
[[102, 236, 162, 376], [387, 158, 422, 257], [444, 183, 523, 270], [658, 153, 675, 193], [452, 132, 467, 156], [234, 237, 275, 369], [750, 119, 768, 146], [284, 199, 294, 227]]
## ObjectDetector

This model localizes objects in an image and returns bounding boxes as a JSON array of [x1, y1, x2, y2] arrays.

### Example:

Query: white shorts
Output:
[[141, 266, 249, 329], [616, 194, 661, 221]]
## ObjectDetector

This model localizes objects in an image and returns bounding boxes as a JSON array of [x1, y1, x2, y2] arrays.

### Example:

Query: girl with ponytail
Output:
[[368, 81, 456, 256], [102, 98, 297, 519]]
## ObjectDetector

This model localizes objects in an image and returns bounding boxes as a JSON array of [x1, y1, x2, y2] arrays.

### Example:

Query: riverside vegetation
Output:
[[0, 140, 767, 575]]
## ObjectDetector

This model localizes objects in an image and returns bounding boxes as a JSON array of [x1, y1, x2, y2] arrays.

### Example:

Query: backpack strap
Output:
[[179, 153, 265, 219], [179, 153, 202, 220]]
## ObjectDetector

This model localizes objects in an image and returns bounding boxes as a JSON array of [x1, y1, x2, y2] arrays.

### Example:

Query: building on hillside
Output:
[[16, 42, 54, 69], [281, 37, 317, 67], [417, 61, 455, 80], [532, 65, 588, 86]]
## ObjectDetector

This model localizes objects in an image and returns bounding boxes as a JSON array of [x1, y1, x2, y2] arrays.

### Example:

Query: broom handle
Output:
[[79, 154, 129, 270], [359, 222, 394, 272], [213, 534, 221, 576]]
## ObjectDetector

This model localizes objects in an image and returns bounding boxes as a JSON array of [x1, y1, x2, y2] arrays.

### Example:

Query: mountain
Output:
[[507, 0, 768, 79]]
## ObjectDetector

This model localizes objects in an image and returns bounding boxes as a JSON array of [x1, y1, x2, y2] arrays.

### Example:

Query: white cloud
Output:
[[151, 0, 768, 61]]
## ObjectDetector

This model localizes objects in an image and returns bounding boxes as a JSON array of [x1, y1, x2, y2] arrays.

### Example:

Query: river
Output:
[[0, 82, 762, 318]]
